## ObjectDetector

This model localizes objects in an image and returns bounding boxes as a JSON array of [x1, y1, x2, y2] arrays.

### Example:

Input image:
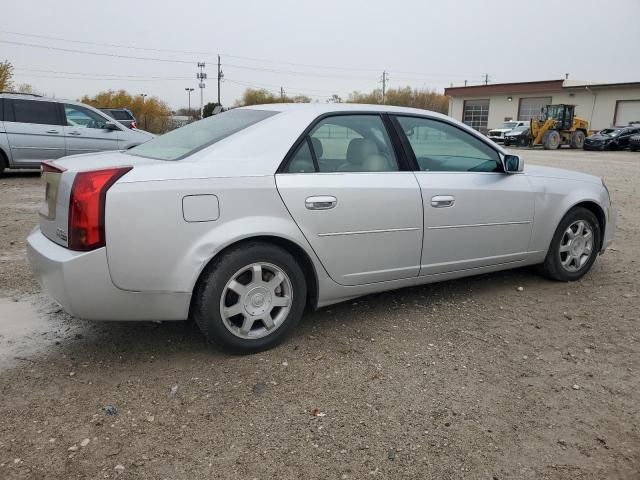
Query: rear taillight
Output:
[[130, 121, 137, 129], [68, 167, 132, 251]]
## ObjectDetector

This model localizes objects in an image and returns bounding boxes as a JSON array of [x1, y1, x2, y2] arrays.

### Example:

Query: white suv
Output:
[[488, 120, 529, 143], [0, 93, 154, 173]]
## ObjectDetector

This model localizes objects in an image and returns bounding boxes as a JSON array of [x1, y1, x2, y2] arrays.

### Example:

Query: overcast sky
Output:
[[2, 0, 639, 109]]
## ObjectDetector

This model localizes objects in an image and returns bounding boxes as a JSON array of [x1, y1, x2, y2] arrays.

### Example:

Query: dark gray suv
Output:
[[99, 108, 138, 129], [0, 93, 153, 173]]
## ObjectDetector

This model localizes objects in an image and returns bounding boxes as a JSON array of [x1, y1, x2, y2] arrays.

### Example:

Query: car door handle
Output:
[[305, 195, 337, 210], [431, 195, 455, 208], [46, 129, 60, 134], [68, 131, 82, 136]]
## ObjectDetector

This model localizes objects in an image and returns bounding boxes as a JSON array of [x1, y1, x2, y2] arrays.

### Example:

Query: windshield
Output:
[[599, 128, 621, 137], [510, 125, 528, 133], [502, 122, 518, 129], [128, 109, 278, 161]]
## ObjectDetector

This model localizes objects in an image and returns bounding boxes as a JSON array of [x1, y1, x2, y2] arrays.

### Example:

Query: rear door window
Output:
[[308, 115, 399, 172], [12, 99, 61, 125]]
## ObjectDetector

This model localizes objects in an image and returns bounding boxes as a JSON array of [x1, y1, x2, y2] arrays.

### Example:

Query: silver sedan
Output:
[[27, 104, 616, 352]]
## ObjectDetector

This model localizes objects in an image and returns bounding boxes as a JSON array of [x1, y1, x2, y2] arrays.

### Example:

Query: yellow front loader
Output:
[[529, 104, 589, 149]]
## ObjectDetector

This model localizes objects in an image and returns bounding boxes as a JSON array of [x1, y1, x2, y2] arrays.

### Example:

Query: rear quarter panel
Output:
[[104, 175, 322, 293]]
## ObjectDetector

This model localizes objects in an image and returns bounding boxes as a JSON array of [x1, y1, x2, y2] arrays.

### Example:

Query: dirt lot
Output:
[[0, 149, 638, 479]]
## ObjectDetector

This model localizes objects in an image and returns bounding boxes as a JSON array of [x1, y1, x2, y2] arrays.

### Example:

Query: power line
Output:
[[14, 67, 192, 80], [12, 72, 192, 82], [225, 78, 353, 95], [0, 39, 195, 64], [224, 78, 350, 99], [0, 29, 214, 56], [0, 30, 476, 78], [224, 63, 372, 80]]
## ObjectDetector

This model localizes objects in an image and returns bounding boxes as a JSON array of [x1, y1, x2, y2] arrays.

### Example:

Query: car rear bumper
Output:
[[601, 206, 616, 253], [27, 227, 190, 321]]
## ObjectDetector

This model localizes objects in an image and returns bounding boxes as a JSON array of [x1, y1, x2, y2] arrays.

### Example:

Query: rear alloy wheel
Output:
[[192, 242, 307, 353], [570, 130, 585, 149], [541, 207, 601, 281], [543, 130, 561, 150]]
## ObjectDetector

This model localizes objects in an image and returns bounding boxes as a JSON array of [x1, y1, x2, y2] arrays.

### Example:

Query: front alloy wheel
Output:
[[558, 220, 594, 272], [541, 207, 601, 281]]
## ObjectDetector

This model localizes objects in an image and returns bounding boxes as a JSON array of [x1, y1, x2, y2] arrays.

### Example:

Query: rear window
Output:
[[12, 99, 60, 125], [127, 109, 277, 161], [110, 110, 134, 120]]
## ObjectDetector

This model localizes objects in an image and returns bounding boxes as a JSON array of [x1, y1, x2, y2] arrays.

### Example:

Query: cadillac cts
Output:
[[27, 104, 616, 352]]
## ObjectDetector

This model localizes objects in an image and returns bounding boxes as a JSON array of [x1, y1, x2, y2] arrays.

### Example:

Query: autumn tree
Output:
[[348, 86, 448, 114], [0, 60, 14, 91], [202, 102, 222, 118], [347, 89, 383, 104], [234, 88, 312, 107], [80, 90, 172, 134]]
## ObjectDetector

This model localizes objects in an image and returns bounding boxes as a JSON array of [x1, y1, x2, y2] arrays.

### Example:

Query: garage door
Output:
[[615, 100, 640, 126], [518, 97, 552, 121]]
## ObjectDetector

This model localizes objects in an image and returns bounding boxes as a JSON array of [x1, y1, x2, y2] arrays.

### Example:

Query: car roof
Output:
[[240, 102, 451, 118], [0, 92, 80, 105]]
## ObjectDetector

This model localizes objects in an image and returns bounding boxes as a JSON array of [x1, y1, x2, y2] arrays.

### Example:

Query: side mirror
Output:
[[504, 154, 524, 173], [104, 122, 119, 131]]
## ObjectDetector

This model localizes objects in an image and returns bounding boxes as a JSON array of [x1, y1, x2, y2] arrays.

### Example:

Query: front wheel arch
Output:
[[571, 201, 606, 243]]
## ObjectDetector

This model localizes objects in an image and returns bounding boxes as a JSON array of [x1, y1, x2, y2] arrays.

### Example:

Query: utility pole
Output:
[[464, 79, 468, 86], [380, 70, 389, 104], [280, 86, 285, 102], [185, 87, 194, 114], [483, 73, 490, 85], [217, 55, 224, 106], [196, 62, 207, 118], [139, 93, 148, 129]]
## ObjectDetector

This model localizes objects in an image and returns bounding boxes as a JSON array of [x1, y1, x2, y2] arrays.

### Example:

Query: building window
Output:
[[518, 97, 552, 121], [462, 99, 489, 132]]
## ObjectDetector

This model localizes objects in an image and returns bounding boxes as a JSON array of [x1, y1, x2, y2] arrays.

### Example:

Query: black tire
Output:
[[570, 130, 585, 149], [540, 207, 601, 282], [543, 130, 561, 150], [504, 140, 511, 147], [191, 241, 307, 353], [0, 151, 7, 176]]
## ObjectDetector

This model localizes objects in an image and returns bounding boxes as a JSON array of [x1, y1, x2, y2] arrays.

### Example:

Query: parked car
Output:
[[99, 108, 138, 129], [583, 126, 640, 150], [503, 125, 531, 147], [488, 120, 529, 143], [0, 93, 154, 174], [27, 104, 616, 353], [629, 133, 640, 152]]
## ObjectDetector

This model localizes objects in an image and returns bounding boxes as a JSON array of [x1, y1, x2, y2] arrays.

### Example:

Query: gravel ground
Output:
[[0, 150, 638, 479]]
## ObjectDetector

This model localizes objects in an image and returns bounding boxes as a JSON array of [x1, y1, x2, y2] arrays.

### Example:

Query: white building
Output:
[[445, 80, 640, 133]]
